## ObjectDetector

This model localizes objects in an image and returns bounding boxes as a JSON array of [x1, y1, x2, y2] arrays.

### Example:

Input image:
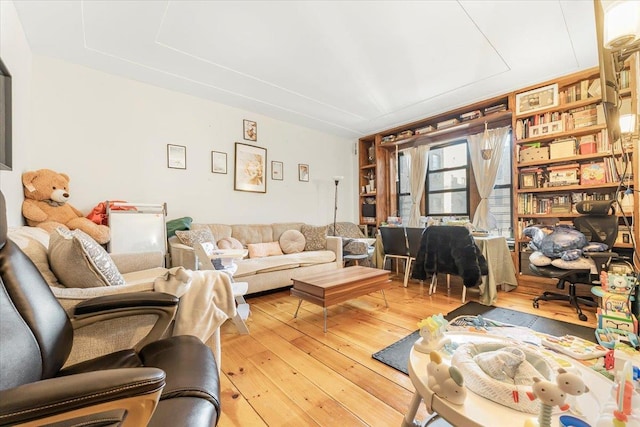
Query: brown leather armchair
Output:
[[0, 191, 221, 427]]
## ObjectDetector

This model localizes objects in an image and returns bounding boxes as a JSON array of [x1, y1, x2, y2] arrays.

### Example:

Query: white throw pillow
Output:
[[529, 251, 552, 267], [279, 230, 306, 254], [48, 228, 125, 288], [551, 257, 596, 271]]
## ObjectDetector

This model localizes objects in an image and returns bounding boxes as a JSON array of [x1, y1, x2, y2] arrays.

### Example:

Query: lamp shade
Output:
[[603, 0, 640, 49]]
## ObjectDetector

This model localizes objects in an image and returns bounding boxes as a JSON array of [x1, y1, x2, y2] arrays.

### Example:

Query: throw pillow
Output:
[[217, 236, 244, 250], [301, 225, 327, 251], [551, 257, 595, 271], [48, 228, 126, 288], [279, 230, 306, 254], [247, 242, 284, 258], [529, 251, 552, 267], [175, 228, 217, 249], [166, 216, 193, 238]]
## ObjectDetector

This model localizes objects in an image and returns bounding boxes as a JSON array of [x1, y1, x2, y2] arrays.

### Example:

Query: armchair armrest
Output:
[[71, 292, 179, 352], [326, 236, 343, 268], [110, 251, 165, 274], [168, 237, 198, 269], [0, 368, 165, 427]]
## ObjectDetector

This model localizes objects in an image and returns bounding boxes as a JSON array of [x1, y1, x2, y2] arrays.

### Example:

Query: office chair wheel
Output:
[[578, 313, 587, 321], [533, 300, 539, 309]]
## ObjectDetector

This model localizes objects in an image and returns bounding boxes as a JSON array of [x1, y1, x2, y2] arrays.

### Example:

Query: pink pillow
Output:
[[247, 242, 283, 258], [217, 237, 244, 250]]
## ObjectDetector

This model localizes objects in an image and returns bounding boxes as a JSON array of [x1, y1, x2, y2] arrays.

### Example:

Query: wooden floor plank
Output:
[[217, 275, 598, 426]]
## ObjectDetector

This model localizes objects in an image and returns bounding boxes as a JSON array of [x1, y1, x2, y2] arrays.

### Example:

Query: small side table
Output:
[[343, 253, 369, 266]]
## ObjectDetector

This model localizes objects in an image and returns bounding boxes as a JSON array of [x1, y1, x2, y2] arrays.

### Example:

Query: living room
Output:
[[1, 1, 639, 426]]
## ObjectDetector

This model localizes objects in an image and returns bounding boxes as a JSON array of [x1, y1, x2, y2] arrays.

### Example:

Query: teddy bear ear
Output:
[[22, 171, 38, 192], [60, 173, 70, 182]]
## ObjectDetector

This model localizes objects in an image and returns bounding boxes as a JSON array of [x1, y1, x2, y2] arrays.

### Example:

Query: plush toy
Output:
[[427, 350, 467, 405], [22, 169, 110, 244]]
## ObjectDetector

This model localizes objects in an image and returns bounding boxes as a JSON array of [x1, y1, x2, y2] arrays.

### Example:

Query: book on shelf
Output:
[[580, 162, 607, 185]]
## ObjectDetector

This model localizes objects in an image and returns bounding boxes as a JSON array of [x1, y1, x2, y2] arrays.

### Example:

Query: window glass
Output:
[[427, 140, 469, 217]]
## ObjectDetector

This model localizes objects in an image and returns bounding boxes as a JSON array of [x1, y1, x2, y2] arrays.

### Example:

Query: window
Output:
[[397, 152, 411, 223], [426, 141, 469, 216]]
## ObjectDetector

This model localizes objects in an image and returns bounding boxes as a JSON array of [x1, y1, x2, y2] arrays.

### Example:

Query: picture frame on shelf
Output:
[[520, 172, 538, 189], [211, 151, 227, 174], [243, 119, 257, 141], [234, 142, 266, 193], [516, 83, 559, 115], [271, 160, 283, 180], [298, 164, 309, 182], [167, 144, 186, 169]]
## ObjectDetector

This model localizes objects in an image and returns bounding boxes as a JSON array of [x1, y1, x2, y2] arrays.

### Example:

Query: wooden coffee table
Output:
[[291, 266, 391, 332]]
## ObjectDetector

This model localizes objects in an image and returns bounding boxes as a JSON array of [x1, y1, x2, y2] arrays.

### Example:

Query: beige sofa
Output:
[[168, 222, 343, 295]]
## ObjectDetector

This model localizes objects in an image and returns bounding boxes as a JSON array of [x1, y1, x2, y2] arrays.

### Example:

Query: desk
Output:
[[473, 235, 518, 305], [403, 333, 613, 427]]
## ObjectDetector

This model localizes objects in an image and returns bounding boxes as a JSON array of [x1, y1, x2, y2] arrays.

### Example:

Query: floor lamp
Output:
[[332, 176, 343, 236]]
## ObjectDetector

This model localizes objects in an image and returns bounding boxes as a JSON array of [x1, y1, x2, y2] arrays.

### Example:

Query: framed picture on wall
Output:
[[243, 119, 257, 141], [167, 144, 186, 169], [211, 151, 227, 174], [515, 83, 559, 115], [271, 161, 283, 180], [234, 142, 266, 193], [298, 164, 309, 182]]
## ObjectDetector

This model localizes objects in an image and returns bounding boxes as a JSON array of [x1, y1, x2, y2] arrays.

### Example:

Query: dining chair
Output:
[[404, 227, 426, 287], [380, 226, 411, 285]]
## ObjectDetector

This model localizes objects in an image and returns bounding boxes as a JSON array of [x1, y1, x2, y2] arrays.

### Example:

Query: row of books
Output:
[[515, 106, 602, 140], [517, 191, 616, 215], [559, 78, 596, 104]]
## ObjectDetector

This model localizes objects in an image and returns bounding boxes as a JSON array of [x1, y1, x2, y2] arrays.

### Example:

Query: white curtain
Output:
[[407, 145, 430, 227], [468, 126, 510, 231]]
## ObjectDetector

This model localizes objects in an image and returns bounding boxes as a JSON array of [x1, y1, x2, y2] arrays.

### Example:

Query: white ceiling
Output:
[[11, 0, 599, 138]]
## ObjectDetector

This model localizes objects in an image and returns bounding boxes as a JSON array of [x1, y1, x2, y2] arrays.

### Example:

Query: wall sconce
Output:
[[602, 0, 640, 49], [481, 122, 492, 160]]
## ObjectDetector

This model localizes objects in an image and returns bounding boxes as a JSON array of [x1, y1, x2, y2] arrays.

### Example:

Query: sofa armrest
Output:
[[110, 251, 165, 274], [326, 236, 343, 268], [0, 368, 164, 427], [168, 237, 198, 270]]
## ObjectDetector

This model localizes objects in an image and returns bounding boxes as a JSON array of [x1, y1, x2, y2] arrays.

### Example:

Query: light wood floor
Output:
[[217, 273, 598, 427]]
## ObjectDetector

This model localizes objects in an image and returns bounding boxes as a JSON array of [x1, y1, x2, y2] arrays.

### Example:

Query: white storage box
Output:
[[550, 139, 577, 159], [519, 147, 549, 163]]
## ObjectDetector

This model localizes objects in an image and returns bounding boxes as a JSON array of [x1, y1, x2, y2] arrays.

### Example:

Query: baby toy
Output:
[[597, 360, 640, 427], [22, 169, 110, 244], [426, 350, 467, 405], [524, 368, 589, 427], [414, 313, 449, 354]]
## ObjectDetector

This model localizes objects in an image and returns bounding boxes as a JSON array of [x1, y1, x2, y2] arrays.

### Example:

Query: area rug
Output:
[[372, 301, 596, 375]]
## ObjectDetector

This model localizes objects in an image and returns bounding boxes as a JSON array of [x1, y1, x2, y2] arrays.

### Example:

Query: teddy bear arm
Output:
[[68, 204, 85, 218], [22, 200, 48, 222]]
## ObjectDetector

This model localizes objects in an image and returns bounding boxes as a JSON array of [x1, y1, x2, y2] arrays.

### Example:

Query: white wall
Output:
[[25, 56, 357, 226], [0, 0, 33, 227]]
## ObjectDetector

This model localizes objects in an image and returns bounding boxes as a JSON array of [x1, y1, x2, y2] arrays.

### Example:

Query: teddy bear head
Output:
[[22, 169, 72, 203]]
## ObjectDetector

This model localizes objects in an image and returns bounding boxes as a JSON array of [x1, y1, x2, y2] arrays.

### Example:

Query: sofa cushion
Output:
[[231, 224, 274, 245], [216, 236, 244, 250], [301, 225, 327, 251], [234, 250, 336, 278], [49, 228, 126, 288], [247, 242, 283, 258], [8, 226, 60, 287], [176, 229, 217, 249], [271, 222, 305, 242], [279, 230, 306, 254]]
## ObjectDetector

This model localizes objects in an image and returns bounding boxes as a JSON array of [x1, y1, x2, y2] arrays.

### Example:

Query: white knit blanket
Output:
[[154, 268, 236, 342]]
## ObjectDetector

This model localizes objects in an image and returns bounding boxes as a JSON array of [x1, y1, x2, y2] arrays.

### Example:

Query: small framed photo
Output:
[[271, 161, 283, 180], [298, 164, 309, 182], [211, 151, 227, 174], [243, 119, 257, 141], [516, 83, 559, 115], [520, 172, 537, 189], [167, 144, 186, 169], [234, 142, 266, 193]]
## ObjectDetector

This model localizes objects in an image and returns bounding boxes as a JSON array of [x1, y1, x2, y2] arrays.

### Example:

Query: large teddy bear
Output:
[[22, 169, 110, 244]]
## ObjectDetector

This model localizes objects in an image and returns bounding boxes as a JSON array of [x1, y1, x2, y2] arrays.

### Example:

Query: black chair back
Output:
[[573, 200, 618, 248], [0, 191, 74, 391], [379, 227, 408, 257], [406, 227, 425, 259]]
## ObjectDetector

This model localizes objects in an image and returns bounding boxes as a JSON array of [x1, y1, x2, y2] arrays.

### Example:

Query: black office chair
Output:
[[0, 191, 221, 426], [380, 226, 411, 284], [531, 200, 618, 321]]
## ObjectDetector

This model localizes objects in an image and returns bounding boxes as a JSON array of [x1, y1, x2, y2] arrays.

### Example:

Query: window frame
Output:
[[425, 139, 470, 217]]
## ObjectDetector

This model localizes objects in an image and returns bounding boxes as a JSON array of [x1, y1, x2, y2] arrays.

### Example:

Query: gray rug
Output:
[[372, 301, 596, 375]]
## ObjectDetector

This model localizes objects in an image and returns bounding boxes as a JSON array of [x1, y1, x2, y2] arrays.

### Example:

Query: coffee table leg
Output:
[[323, 308, 327, 333], [293, 299, 303, 318], [381, 289, 389, 307]]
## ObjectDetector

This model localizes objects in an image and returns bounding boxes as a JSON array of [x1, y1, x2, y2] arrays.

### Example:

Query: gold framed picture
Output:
[[234, 142, 266, 193], [515, 83, 559, 115]]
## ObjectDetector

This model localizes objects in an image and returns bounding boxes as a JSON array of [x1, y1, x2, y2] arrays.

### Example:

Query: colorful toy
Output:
[[426, 350, 467, 405], [414, 313, 450, 354], [524, 368, 589, 427], [596, 360, 640, 427]]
